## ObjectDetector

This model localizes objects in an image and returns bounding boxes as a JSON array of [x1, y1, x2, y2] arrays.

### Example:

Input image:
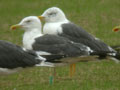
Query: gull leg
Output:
[[49, 68, 54, 85], [72, 63, 76, 76], [69, 64, 73, 77]]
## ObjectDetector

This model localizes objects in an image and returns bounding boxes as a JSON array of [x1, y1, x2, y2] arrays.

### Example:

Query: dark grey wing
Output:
[[0, 40, 40, 69], [60, 23, 114, 52], [32, 34, 90, 57]]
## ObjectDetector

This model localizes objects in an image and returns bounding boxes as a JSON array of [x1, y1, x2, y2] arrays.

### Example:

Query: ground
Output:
[[0, 0, 120, 90]]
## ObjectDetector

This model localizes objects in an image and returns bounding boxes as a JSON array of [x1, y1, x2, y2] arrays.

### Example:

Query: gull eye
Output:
[[48, 12, 56, 16], [26, 20, 31, 23]]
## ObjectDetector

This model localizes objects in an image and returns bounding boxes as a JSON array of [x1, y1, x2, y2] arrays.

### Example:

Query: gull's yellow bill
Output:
[[112, 25, 120, 32], [10, 24, 21, 30], [38, 16, 45, 21]]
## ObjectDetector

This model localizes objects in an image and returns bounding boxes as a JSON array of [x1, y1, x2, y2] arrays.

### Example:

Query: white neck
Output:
[[60, 18, 69, 22], [43, 20, 69, 35], [23, 29, 42, 50]]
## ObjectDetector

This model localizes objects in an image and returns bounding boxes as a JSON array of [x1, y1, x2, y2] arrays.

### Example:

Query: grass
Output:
[[1, 61, 120, 90], [0, 0, 120, 90]]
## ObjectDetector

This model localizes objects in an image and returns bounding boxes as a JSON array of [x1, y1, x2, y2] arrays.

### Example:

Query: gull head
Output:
[[39, 7, 68, 23], [11, 16, 42, 31]]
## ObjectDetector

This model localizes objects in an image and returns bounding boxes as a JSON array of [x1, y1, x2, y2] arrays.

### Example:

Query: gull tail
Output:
[[90, 50, 120, 63], [110, 45, 120, 53], [113, 52, 120, 60], [35, 61, 54, 67], [90, 51, 114, 58]]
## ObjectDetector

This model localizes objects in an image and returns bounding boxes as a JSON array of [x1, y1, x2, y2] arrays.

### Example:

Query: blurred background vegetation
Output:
[[0, 0, 120, 90]]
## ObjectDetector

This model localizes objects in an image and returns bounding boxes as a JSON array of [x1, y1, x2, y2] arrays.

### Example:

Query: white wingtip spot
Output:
[[35, 53, 46, 61], [86, 47, 93, 53]]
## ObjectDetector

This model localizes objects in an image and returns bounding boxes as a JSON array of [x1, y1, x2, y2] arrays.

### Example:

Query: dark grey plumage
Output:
[[0, 40, 41, 69], [32, 34, 90, 57], [60, 23, 115, 52]]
